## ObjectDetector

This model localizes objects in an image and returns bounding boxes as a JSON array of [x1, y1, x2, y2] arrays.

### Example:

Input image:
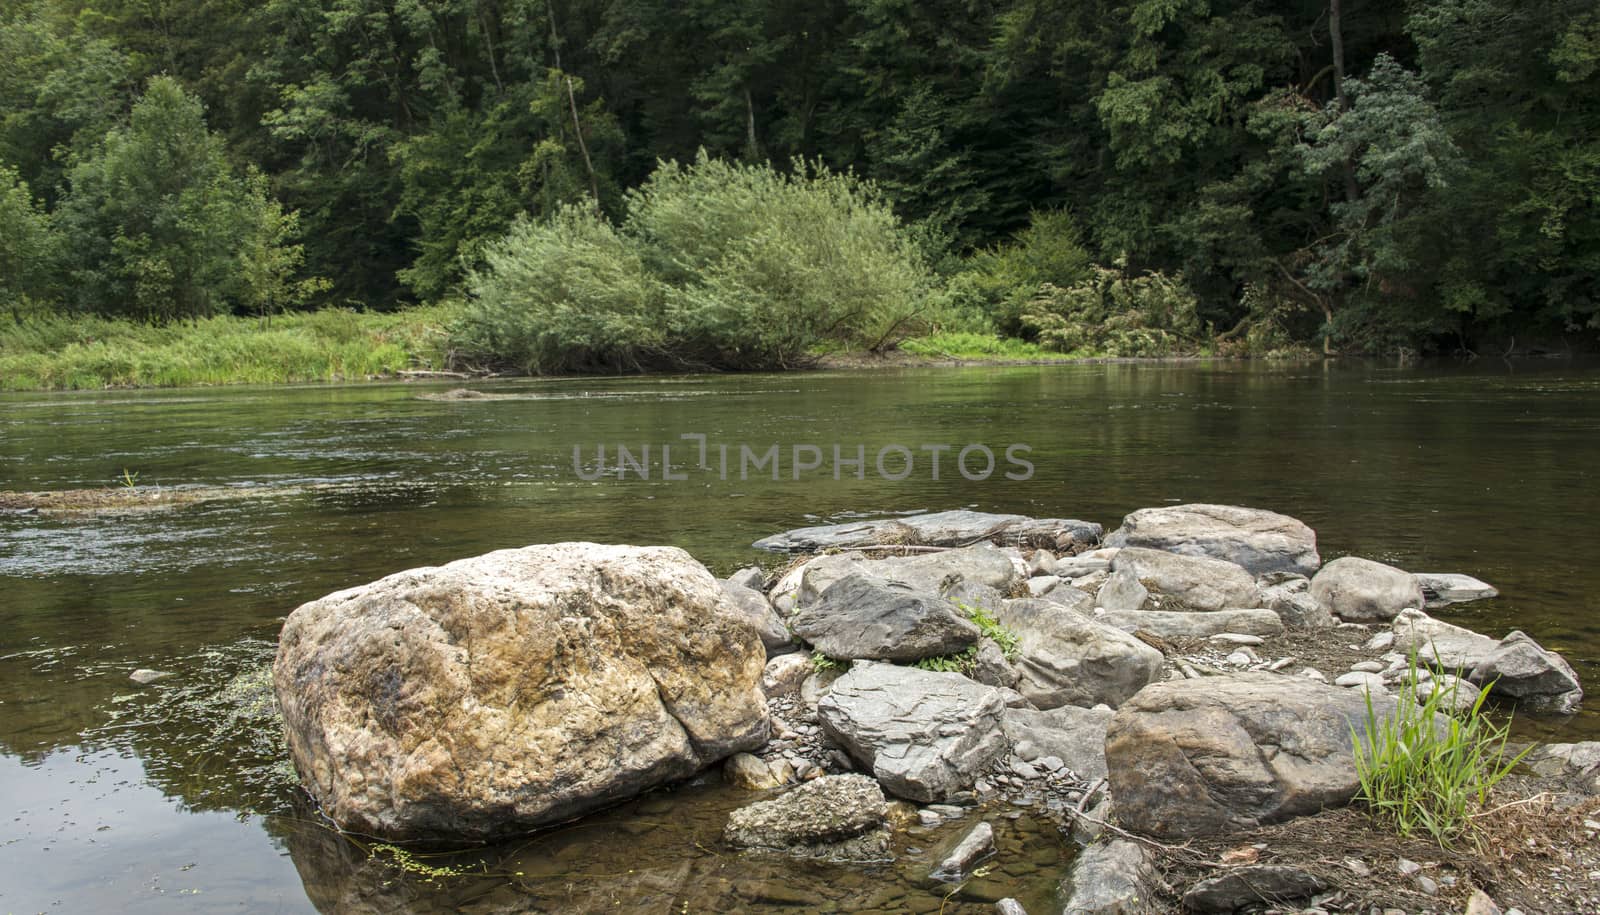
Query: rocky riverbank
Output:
[[269, 504, 1598, 913]]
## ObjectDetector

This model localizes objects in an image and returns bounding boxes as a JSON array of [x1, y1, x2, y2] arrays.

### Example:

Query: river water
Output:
[[2, 360, 1598, 912]]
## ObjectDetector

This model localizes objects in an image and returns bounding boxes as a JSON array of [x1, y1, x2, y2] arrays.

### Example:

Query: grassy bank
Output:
[[0, 305, 460, 391]]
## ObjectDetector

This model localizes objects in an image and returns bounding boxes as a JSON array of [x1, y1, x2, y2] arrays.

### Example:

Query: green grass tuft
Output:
[[896, 331, 1051, 361], [1351, 654, 1533, 848]]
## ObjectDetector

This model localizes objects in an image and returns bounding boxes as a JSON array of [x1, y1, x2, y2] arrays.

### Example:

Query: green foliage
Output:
[[809, 651, 843, 674], [1021, 261, 1204, 356], [54, 77, 304, 321], [963, 603, 1020, 659], [963, 210, 1094, 336], [912, 647, 978, 675], [457, 154, 937, 372], [0, 304, 458, 390], [0, 164, 58, 318], [1351, 657, 1533, 848], [897, 332, 1050, 361]]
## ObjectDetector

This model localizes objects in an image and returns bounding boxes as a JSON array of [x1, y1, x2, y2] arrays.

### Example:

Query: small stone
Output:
[[1342, 858, 1370, 877], [1364, 631, 1396, 651], [1350, 660, 1385, 673], [930, 821, 995, 882], [1225, 650, 1253, 667], [1464, 889, 1503, 915], [1396, 858, 1421, 876], [129, 668, 172, 685], [1301, 667, 1326, 681], [1208, 633, 1264, 645], [917, 810, 942, 826], [1037, 755, 1065, 773], [995, 899, 1029, 915], [1415, 874, 1438, 895], [1334, 671, 1387, 691]]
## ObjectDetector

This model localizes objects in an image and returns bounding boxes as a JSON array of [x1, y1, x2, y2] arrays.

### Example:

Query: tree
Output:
[[0, 165, 59, 319], [54, 76, 302, 320]]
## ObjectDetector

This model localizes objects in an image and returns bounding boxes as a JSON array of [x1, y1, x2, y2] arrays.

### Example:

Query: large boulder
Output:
[[273, 543, 769, 841], [789, 573, 979, 662], [1310, 556, 1425, 622], [1100, 607, 1284, 640], [1110, 547, 1260, 612], [722, 773, 891, 862], [753, 510, 1102, 553], [1523, 742, 1600, 794], [1002, 704, 1114, 783], [817, 663, 1007, 802], [795, 545, 1021, 607], [1469, 631, 1584, 714], [1391, 608, 1499, 672], [995, 598, 1164, 709], [1104, 673, 1404, 839], [1104, 504, 1320, 576], [1095, 569, 1149, 612]]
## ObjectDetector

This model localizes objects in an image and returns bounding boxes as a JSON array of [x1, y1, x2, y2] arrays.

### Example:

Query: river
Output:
[[2, 360, 1597, 912]]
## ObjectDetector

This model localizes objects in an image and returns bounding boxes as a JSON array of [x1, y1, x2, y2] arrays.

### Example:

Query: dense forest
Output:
[[1, 0, 1597, 375]]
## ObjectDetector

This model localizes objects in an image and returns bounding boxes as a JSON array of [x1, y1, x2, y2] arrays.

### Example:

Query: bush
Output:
[[1351, 658, 1532, 848], [1020, 261, 1205, 357], [959, 209, 1093, 336], [455, 153, 937, 373]]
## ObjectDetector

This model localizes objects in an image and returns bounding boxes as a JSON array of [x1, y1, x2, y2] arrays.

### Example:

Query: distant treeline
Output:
[[1, 0, 1596, 360]]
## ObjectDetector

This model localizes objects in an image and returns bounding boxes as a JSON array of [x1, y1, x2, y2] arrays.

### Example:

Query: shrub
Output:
[[960, 209, 1093, 336], [1020, 260, 1205, 357], [455, 153, 938, 373], [458, 208, 667, 373], [1351, 657, 1532, 848]]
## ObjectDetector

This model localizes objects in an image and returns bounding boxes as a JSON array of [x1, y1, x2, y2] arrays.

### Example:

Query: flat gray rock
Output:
[[754, 511, 1102, 552], [1104, 504, 1320, 576], [1096, 569, 1149, 612], [1311, 556, 1425, 622], [1111, 547, 1261, 612], [1258, 574, 1337, 629], [796, 545, 1021, 607], [996, 598, 1163, 709], [1100, 607, 1284, 639], [790, 573, 979, 662], [1415, 572, 1498, 608], [818, 663, 1007, 803]]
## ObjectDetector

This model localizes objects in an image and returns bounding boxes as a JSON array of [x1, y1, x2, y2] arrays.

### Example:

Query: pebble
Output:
[[1350, 660, 1385, 673], [129, 668, 173, 685], [1301, 667, 1327, 681], [1037, 755, 1065, 773], [1209, 633, 1264, 645], [1397, 858, 1422, 876], [1010, 760, 1040, 780], [1225, 650, 1254, 667], [1343, 858, 1370, 877], [1334, 671, 1387, 691], [1364, 631, 1396, 651], [1267, 657, 1295, 671], [1416, 874, 1439, 895]]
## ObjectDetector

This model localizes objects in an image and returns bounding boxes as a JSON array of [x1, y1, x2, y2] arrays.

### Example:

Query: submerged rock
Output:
[[1104, 504, 1320, 577], [929, 821, 995, 882], [273, 542, 769, 841], [752, 510, 1102, 552], [1104, 672, 1407, 839], [1059, 838, 1157, 915], [995, 598, 1163, 709], [1415, 571, 1498, 608], [722, 773, 891, 861], [130, 668, 174, 684], [724, 752, 788, 790], [1110, 547, 1261, 612], [789, 573, 979, 662], [1310, 556, 1425, 622], [1470, 630, 1584, 713], [818, 662, 1007, 803]]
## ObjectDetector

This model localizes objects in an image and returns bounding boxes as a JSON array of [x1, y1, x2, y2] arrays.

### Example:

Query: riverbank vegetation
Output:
[[2, 0, 1596, 386]]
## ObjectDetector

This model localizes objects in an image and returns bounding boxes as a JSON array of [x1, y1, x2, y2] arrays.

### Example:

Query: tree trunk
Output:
[[547, 1, 601, 211], [1328, 0, 1360, 203]]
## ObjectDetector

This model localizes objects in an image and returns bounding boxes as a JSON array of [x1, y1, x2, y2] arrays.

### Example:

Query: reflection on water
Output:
[[3, 360, 1600, 911]]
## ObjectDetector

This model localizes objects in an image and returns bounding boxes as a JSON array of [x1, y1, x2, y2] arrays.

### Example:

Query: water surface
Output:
[[3, 360, 1598, 912]]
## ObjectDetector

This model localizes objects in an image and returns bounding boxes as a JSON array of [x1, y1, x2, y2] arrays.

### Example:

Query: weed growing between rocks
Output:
[[1352, 655, 1532, 848], [912, 647, 979, 675]]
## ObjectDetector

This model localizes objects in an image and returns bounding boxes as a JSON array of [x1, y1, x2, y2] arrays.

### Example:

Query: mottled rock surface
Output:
[[722, 773, 891, 861], [1470, 630, 1584, 713], [1060, 839, 1157, 915], [1104, 673, 1404, 839], [995, 598, 1163, 709], [1001, 704, 1114, 783], [1100, 607, 1284, 640], [1181, 865, 1328, 913], [753, 510, 1101, 552], [273, 543, 769, 841]]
